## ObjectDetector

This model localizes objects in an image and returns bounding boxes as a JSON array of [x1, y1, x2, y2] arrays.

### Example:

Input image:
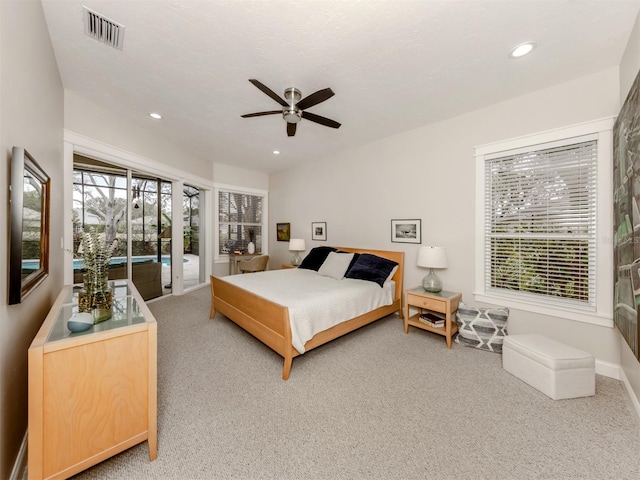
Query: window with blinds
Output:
[[484, 137, 597, 308], [218, 189, 264, 255]]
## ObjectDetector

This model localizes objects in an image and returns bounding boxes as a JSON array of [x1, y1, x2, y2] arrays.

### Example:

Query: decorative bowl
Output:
[[67, 312, 94, 333]]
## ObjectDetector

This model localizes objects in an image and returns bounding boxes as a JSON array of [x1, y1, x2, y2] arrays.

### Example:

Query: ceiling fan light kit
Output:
[[242, 79, 341, 137], [283, 108, 301, 124]]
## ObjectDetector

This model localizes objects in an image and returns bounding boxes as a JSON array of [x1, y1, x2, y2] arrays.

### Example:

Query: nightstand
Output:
[[281, 264, 297, 269], [404, 287, 462, 349]]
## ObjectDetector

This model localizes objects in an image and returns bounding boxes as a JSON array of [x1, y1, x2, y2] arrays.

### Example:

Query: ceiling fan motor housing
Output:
[[283, 88, 302, 123], [284, 87, 302, 104]]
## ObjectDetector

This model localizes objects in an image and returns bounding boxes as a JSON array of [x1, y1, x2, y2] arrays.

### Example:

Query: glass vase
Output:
[[79, 273, 113, 323]]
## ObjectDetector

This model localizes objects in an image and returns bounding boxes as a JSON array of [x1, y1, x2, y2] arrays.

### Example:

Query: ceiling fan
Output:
[[241, 79, 341, 137]]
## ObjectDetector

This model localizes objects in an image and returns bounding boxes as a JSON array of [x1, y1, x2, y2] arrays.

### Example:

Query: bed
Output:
[[210, 247, 404, 380]]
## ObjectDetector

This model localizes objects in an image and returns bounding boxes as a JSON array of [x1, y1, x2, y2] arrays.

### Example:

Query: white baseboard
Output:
[[596, 359, 640, 420], [595, 359, 621, 379], [10, 430, 28, 480], [619, 367, 640, 420]]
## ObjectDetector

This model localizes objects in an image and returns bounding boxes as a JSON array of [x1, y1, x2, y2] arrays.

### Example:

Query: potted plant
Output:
[[77, 227, 118, 323]]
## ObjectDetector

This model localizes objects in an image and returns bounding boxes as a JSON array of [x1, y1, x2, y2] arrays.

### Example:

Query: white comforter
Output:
[[222, 268, 395, 354]]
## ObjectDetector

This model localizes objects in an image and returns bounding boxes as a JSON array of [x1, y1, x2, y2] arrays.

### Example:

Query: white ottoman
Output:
[[502, 334, 595, 400]]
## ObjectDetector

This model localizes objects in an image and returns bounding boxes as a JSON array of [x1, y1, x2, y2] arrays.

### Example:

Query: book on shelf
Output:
[[419, 312, 445, 327], [419, 319, 445, 328]]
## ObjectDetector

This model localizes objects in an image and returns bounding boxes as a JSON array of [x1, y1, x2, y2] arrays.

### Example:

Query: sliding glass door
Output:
[[130, 176, 173, 295], [72, 160, 128, 276], [183, 184, 203, 288], [73, 156, 173, 300]]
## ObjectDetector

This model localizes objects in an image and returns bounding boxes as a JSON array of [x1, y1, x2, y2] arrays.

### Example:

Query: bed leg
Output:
[[209, 276, 216, 319], [282, 356, 292, 381]]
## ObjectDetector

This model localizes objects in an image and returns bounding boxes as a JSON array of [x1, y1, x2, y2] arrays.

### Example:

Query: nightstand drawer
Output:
[[406, 293, 445, 312]]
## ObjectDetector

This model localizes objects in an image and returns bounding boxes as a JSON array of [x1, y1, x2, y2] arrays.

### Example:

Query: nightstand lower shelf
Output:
[[406, 313, 458, 339]]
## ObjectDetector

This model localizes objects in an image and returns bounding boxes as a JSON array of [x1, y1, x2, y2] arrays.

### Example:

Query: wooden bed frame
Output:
[[210, 247, 404, 380]]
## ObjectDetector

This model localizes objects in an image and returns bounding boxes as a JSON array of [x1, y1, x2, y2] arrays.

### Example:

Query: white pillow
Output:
[[386, 265, 399, 283], [317, 252, 355, 280]]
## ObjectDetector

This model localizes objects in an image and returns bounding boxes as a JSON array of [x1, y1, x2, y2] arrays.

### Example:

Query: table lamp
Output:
[[289, 238, 306, 266], [417, 246, 448, 293]]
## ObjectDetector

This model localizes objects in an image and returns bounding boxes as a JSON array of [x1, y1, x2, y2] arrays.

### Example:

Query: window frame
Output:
[[474, 118, 614, 327], [213, 183, 268, 263]]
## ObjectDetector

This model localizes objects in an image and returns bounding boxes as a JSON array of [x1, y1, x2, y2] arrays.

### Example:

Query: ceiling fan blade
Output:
[[296, 88, 335, 110], [302, 111, 341, 129], [248, 79, 288, 107], [287, 122, 297, 137], [241, 110, 282, 118]]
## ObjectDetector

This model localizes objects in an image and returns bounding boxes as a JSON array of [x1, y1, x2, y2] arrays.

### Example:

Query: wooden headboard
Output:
[[333, 247, 404, 301]]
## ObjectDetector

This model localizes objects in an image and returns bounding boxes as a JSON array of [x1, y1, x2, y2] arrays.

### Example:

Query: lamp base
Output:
[[422, 269, 442, 293], [291, 252, 302, 266]]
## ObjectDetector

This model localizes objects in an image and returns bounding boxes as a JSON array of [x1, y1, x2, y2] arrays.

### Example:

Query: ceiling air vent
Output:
[[83, 7, 125, 50]]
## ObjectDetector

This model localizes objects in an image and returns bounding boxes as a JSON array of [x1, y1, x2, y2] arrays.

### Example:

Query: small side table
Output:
[[404, 287, 462, 349], [281, 264, 297, 269]]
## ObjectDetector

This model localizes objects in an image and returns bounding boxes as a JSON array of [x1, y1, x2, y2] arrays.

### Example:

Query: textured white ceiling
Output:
[[41, 0, 640, 173]]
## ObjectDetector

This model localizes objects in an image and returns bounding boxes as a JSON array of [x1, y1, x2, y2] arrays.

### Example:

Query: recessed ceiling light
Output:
[[509, 42, 536, 58], [273, 150, 280, 155], [149, 112, 162, 119]]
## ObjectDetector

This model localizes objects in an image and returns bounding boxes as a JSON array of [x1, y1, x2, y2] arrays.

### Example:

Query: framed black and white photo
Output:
[[391, 219, 421, 244], [312, 222, 327, 241]]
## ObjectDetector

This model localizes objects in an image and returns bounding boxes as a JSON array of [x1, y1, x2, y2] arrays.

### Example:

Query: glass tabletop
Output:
[[47, 280, 145, 343], [408, 286, 460, 298]]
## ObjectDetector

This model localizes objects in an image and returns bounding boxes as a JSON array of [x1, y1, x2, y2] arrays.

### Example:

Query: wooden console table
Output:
[[28, 280, 157, 479]]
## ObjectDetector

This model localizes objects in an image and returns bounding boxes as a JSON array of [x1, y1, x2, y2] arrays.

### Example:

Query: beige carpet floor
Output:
[[71, 285, 640, 480]]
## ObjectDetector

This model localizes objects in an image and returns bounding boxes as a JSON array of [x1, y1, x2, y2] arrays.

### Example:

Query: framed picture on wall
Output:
[[391, 219, 421, 244], [312, 222, 327, 241], [613, 68, 640, 360], [276, 223, 290, 241]]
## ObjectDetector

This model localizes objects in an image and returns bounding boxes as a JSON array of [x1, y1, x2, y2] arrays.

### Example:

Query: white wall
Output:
[[620, 12, 640, 104], [0, 1, 64, 477], [270, 67, 621, 366], [65, 90, 272, 192], [618, 8, 640, 414], [213, 162, 269, 190], [65, 90, 213, 181]]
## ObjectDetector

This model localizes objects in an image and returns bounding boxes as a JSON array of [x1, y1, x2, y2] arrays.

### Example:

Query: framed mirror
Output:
[[9, 146, 50, 304]]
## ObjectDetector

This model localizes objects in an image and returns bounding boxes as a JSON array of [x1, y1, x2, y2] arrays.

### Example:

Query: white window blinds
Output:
[[484, 137, 597, 308]]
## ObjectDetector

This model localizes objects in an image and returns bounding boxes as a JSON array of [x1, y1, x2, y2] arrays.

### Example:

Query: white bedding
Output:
[[222, 268, 395, 354]]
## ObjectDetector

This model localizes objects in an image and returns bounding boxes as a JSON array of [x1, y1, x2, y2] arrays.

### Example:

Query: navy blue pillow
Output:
[[345, 253, 398, 287], [298, 246, 337, 271]]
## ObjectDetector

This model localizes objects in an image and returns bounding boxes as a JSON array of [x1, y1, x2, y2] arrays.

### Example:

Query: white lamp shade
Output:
[[289, 238, 306, 251], [417, 246, 447, 269]]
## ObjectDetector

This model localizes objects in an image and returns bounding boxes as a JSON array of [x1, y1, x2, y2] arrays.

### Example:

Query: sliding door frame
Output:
[[63, 131, 213, 294]]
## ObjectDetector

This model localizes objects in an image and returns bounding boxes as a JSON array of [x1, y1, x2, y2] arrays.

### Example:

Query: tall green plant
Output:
[[79, 227, 118, 291]]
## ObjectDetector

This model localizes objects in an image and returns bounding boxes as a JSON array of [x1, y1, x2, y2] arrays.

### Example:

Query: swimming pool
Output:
[[22, 256, 188, 270]]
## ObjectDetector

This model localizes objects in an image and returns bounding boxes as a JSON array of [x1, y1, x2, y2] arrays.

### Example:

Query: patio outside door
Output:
[[72, 156, 172, 300]]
